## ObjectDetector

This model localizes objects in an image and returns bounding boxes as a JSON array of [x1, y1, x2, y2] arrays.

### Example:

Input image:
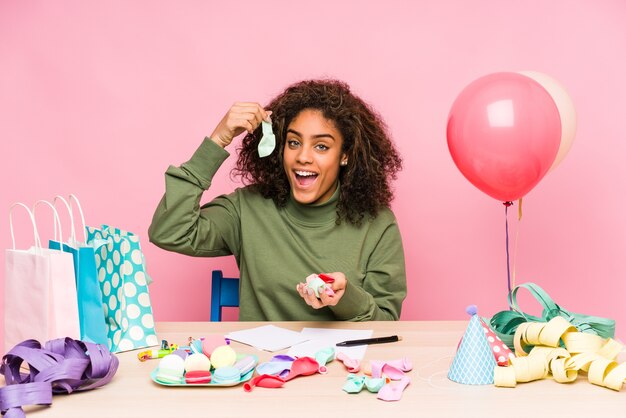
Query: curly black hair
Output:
[[233, 79, 402, 225]]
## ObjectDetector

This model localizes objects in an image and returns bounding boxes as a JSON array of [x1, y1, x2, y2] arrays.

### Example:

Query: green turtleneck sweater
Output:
[[148, 138, 407, 321]]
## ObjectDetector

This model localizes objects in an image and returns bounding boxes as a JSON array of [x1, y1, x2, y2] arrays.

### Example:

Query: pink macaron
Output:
[[185, 370, 212, 384]]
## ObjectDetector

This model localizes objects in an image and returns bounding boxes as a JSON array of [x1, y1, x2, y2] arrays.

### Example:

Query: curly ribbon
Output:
[[489, 282, 615, 349], [1, 338, 118, 418], [494, 316, 626, 391]]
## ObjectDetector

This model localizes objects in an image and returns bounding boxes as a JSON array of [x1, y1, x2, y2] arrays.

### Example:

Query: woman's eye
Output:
[[287, 139, 300, 148], [315, 144, 329, 151]]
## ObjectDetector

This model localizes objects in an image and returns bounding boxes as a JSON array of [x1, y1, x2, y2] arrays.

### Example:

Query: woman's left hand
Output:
[[295, 272, 346, 309]]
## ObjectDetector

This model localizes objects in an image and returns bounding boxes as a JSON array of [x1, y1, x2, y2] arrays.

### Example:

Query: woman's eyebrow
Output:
[[286, 128, 335, 141]]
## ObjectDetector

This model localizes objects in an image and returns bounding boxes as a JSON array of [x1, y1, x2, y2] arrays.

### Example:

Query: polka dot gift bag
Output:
[[86, 225, 159, 353]]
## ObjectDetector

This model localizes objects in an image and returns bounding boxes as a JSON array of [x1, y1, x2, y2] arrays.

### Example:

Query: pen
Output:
[[335, 335, 402, 347]]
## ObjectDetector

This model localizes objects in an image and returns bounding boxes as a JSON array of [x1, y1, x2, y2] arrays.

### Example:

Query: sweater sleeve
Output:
[[329, 220, 407, 321], [148, 137, 242, 257]]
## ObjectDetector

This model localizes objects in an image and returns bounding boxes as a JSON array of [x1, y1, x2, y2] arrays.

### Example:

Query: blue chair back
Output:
[[210, 270, 240, 321]]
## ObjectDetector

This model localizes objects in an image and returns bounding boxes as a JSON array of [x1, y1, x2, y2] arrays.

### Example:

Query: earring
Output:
[[340, 160, 348, 166]]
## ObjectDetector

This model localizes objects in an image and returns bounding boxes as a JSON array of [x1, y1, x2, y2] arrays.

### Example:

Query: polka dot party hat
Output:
[[448, 305, 499, 385], [478, 316, 514, 366]]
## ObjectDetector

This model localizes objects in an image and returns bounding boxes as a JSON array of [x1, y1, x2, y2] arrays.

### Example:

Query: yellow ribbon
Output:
[[494, 316, 626, 391]]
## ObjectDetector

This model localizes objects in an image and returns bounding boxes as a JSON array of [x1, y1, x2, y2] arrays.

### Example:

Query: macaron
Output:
[[155, 354, 185, 384], [184, 353, 212, 372], [185, 370, 212, 384], [212, 366, 241, 384], [210, 345, 237, 368]]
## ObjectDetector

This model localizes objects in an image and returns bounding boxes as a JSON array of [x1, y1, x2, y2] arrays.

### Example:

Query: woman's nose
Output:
[[296, 146, 313, 164]]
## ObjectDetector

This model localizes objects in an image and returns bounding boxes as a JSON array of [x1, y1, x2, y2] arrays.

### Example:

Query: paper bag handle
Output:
[[69, 194, 87, 243], [9, 202, 42, 250], [53, 195, 78, 246], [32, 200, 65, 245]]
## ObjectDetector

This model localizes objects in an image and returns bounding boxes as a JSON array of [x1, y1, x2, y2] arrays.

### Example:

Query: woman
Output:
[[149, 79, 406, 321]]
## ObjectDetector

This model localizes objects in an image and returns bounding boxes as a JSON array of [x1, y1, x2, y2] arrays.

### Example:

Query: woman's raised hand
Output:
[[210, 102, 271, 148]]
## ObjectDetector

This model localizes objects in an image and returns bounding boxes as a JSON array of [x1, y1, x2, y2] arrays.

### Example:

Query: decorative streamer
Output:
[[0, 338, 118, 418], [490, 282, 615, 350], [494, 316, 626, 391]]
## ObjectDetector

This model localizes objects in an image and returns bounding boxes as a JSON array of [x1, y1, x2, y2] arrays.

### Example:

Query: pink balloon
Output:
[[447, 72, 561, 202]]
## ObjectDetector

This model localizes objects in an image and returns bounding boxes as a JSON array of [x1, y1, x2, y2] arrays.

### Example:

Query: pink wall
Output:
[[2, 1, 625, 353]]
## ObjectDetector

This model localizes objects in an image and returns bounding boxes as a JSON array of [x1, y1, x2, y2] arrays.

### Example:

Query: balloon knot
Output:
[[503, 201, 514, 207]]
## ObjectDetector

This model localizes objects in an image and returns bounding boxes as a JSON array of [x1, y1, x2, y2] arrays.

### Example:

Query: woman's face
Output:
[[282, 109, 347, 205]]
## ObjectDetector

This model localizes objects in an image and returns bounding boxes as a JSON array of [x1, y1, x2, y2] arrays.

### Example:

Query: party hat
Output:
[[478, 317, 514, 366], [448, 305, 497, 385]]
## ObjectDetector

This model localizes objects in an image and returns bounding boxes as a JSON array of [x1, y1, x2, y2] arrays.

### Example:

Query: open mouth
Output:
[[295, 170, 318, 187]]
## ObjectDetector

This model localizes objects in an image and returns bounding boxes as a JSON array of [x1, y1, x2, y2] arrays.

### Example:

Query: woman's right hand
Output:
[[210, 102, 271, 148]]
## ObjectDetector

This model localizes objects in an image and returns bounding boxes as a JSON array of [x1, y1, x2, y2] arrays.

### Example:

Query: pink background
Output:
[[2, 1, 625, 353]]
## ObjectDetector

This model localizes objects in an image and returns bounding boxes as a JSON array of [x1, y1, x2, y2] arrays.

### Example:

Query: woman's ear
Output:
[[340, 154, 348, 166]]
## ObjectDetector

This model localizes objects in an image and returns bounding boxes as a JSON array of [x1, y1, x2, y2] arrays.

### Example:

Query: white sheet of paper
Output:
[[225, 325, 311, 352], [287, 328, 373, 360]]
